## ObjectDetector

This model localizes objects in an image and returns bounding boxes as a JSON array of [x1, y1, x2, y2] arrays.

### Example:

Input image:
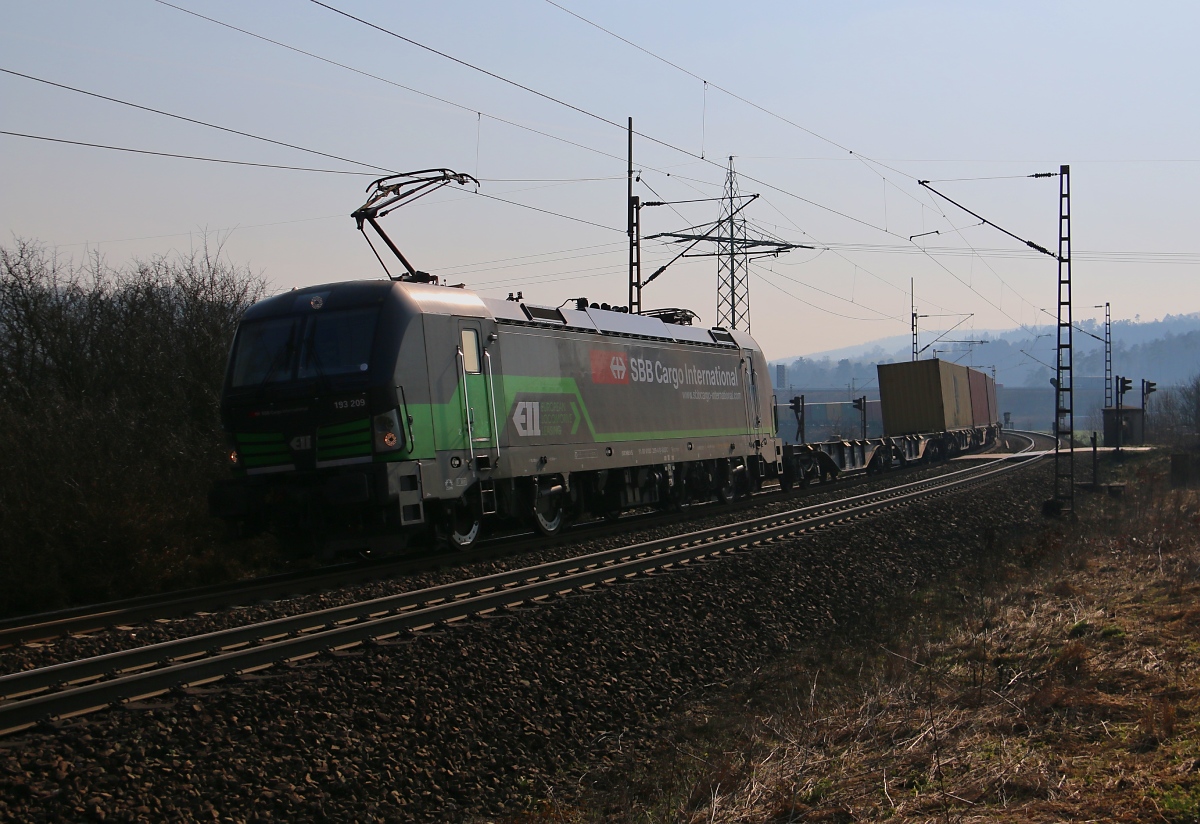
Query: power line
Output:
[[913, 183, 1053, 332], [468, 246, 682, 291], [471, 261, 629, 290], [0, 130, 374, 175], [532, 1, 1073, 328], [2, 129, 616, 233], [160, 0, 908, 249], [0, 75, 625, 233], [921, 173, 1060, 183], [54, 0, 1059, 333], [478, 176, 624, 183], [151, 0, 629, 166], [918, 179, 1057, 258], [8, 19, 1112, 337], [537, 0, 953, 204], [49, 214, 345, 249], [0, 66, 394, 174], [471, 191, 622, 233], [539, 0, 856, 157], [751, 260, 903, 322], [306, 1, 897, 238], [309, 0, 631, 136], [755, 195, 962, 319], [752, 267, 898, 323], [434, 241, 626, 273], [755, 240, 1200, 265], [909, 237, 1041, 335]]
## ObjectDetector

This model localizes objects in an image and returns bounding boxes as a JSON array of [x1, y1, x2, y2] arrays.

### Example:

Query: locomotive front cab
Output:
[[210, 281, 427, 556]]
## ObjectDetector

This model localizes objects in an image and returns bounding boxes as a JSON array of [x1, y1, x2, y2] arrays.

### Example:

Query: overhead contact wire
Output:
[[751, 260, 901, 322], [540, 0, 856, 156], [0, 130, 374, 175], [305, 1, 896, 238], [0, 67, 394, 173], [753, 268, 895, 323], [536, 1, 1066, 326], [151, 0, 628, 166]]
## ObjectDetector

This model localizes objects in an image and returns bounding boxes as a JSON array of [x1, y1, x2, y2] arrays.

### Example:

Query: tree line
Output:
[[0, 239, 273, 617]]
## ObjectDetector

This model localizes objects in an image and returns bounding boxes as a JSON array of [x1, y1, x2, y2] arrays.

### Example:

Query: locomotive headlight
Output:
[[373, 409, 403, 453]]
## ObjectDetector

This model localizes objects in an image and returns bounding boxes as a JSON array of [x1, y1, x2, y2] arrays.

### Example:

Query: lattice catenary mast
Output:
[[717, 157, 751, 331], [1053, 164, 1074, 514]]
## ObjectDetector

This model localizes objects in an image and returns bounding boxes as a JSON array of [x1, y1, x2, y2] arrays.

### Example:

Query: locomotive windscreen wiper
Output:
[[252, 334, 295, 401], [351, 168, 479, 281], [299, 326, 332, 398], [227, 317, 299, 393]]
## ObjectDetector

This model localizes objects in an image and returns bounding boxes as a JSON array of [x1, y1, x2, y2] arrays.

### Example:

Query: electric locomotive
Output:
[[209, 279, 784, 557]]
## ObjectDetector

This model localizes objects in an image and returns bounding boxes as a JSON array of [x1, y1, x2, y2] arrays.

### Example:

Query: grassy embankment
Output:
[[548, 452, 1200, 822]]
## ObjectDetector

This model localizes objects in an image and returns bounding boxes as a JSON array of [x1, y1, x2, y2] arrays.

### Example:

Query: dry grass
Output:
[[537, 453, 1200, 823]]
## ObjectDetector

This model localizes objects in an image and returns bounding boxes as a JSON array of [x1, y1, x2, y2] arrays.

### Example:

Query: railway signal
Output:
[[1142, 380, 1157, 435], [852, 396, 867, 439], [790, 395, 806, 444], [1115, 376, 1133, 455]]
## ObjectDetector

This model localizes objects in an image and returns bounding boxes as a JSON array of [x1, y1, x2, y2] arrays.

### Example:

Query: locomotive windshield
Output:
[[229, 307, 379, 388]]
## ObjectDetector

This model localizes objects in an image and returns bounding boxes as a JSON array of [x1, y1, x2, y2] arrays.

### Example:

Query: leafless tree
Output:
[[0, 239, 267, 615]]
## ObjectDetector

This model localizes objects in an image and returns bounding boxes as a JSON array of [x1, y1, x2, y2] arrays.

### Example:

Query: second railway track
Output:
[[0, 434, 1036, 650], [0, 443, 1043, 737]]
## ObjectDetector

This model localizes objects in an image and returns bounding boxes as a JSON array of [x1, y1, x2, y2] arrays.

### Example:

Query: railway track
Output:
[[0, 437, 1015, 650], [0, 440, 1042, 737]]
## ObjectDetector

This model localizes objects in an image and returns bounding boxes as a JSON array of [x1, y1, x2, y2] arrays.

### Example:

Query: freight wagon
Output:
[[772, 359, 1001, 482], [875, 358, 1000, 460]]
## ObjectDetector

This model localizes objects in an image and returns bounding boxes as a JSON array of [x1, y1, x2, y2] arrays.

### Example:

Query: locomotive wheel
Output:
[[532, 491, 566, 536], [716, 466, 735, 504], [444, 498, 481, 550]]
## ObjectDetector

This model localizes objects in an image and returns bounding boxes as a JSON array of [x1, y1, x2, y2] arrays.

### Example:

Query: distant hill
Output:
[[770, 313, 1200, 391]]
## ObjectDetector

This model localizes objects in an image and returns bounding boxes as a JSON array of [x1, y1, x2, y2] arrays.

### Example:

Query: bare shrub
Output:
[[0, 239, 269, 615], [1145, 372, 1200, 446]]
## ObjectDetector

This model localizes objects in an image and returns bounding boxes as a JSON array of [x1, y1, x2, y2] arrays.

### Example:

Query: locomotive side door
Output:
[[457, 319, 496, 467], [742, 348, 763, 437]]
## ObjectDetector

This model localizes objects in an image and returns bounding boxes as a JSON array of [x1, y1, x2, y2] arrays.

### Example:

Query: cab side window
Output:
[[461, 328, 482, 374]]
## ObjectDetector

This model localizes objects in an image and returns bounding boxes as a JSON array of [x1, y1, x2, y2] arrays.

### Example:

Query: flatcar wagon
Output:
[[209, 279, 783, 557], [876, 358, 1000, 459], [773, 359, 1002, 482]]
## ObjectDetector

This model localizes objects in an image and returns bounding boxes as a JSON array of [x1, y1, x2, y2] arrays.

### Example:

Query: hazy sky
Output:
[[3, 1, 1197, 363]]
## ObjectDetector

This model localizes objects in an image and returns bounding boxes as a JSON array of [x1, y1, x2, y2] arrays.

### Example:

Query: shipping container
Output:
[[969, 369, 991, 427], [877, 359, 977, 436]]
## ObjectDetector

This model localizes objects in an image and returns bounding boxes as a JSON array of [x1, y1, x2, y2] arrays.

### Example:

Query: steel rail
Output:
[[0, 562, 380, 649], [0, 448, 1039, 736], [0, 488, 792, 648], [0, 442, 984, 648], [1, 447, 1034, 699]]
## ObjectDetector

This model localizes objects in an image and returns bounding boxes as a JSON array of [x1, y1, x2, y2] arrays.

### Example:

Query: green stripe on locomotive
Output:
[[401, 375, 753, 458], [317, 419, 370, 461]]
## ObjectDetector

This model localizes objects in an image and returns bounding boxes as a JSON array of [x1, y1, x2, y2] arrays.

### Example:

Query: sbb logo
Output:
[[590, 350, 629, 384], [609, 354, 626, 381]]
